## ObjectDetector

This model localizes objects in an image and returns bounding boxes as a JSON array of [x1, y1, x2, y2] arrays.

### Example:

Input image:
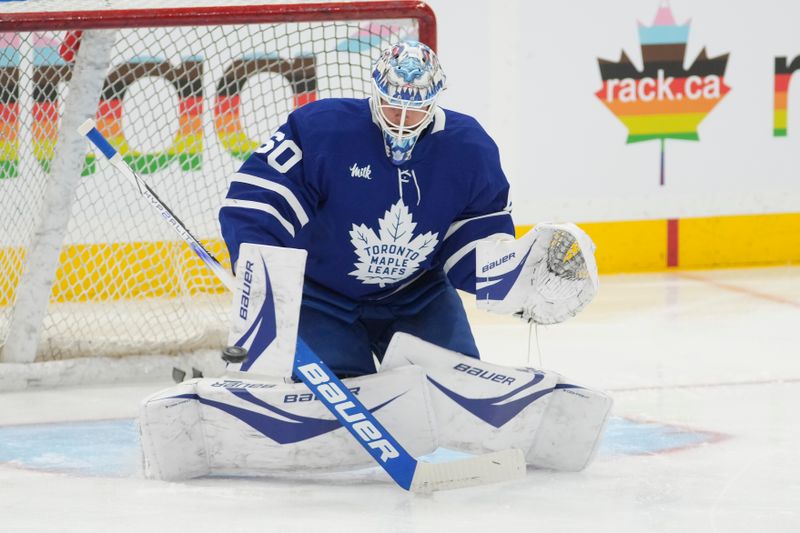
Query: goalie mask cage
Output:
[[0, 0, 435, 386]]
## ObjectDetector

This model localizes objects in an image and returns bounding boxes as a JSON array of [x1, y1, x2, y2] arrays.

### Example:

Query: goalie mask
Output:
[[370, 41, 446, 165]]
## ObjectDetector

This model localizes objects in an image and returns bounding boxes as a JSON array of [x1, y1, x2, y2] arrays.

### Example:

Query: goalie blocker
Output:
[[223, 243, 306, 380]]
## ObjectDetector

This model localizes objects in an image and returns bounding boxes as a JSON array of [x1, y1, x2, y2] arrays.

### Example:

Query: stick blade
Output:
[[409, 448, 526, 493]]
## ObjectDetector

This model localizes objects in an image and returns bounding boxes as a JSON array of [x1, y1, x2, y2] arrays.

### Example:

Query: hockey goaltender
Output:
[[138, 41, 611, 489]]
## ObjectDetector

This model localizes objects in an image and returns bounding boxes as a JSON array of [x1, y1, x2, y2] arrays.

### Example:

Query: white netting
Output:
[[0, 6, 420, 362]]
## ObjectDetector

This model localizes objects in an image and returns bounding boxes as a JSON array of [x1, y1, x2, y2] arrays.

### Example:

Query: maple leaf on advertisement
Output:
[[595, 3, 730, 185], [349, 200, 439, 287]]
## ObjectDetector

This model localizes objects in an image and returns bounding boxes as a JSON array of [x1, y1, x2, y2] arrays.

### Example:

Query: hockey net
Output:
[[0, 0, 435, 384]]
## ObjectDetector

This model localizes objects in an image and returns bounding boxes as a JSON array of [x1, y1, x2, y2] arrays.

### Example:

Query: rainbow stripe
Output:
[[214, 56, 317, 159], [94, 95, 204, 174], [0, 43, 319, 176], [214, 91, 317, 160], [596, 6, 730, 144], [90, 58, 205, 174], [774, 56, 800, 137], [0, 44, 20, 179], [0, 101, 18, 179]]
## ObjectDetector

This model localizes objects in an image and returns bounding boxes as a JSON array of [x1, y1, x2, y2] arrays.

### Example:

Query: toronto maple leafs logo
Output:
[[349, 200, 439, 287]]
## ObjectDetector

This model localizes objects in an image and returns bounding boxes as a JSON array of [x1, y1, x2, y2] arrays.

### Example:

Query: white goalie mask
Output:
[[370, 41, 446, 165]]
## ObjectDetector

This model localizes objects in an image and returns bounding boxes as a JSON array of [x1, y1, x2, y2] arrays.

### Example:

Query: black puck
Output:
[[221, 345, 248, 364], [172, 367, 186, 383]]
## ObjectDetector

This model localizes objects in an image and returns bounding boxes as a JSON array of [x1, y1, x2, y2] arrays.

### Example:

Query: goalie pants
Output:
[[299, 269, 479, 377]]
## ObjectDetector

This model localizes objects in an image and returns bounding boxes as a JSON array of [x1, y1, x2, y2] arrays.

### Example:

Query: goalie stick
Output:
[[77, 120, 236, 293], [78, 118, 526, 492]]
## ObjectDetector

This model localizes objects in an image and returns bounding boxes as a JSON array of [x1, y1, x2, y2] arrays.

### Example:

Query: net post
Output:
[[1, 30, 116, 363]]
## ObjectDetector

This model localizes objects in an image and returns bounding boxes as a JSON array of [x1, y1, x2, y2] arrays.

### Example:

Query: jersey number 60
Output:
[[254, 131, 302, 173]]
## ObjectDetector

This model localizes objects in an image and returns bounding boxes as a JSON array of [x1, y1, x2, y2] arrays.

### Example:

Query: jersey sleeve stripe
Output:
[[219, 199, 296, 237], [444, 210, 512, 241], [231, 172, 310, 226], [442, 232, 511, 275]]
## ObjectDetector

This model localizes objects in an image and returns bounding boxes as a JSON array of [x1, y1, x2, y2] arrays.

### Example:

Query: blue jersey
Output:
[[219, 98, 514, 302]]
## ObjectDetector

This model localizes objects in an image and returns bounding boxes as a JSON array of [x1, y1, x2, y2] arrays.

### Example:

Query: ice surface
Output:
[[1, 267, 799, 533]]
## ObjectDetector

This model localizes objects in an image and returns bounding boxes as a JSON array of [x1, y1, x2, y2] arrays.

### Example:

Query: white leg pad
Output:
[[139, 380, 210, 481], [526, 383, 612, 471], [381, 333, 612, 471], [139, 365, 438, 481]]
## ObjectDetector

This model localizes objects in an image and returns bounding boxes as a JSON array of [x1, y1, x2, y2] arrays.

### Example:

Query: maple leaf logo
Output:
[[349, 199, 439, 287], [596, 2, 730, 185]]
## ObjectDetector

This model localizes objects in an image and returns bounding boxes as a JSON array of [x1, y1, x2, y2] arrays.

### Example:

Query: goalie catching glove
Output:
[[475, 223, 598, 324]]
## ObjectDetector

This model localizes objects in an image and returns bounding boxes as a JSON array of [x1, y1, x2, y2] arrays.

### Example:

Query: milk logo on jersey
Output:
[[349, 199, 439, 287], [350, 162, 372, 180]]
